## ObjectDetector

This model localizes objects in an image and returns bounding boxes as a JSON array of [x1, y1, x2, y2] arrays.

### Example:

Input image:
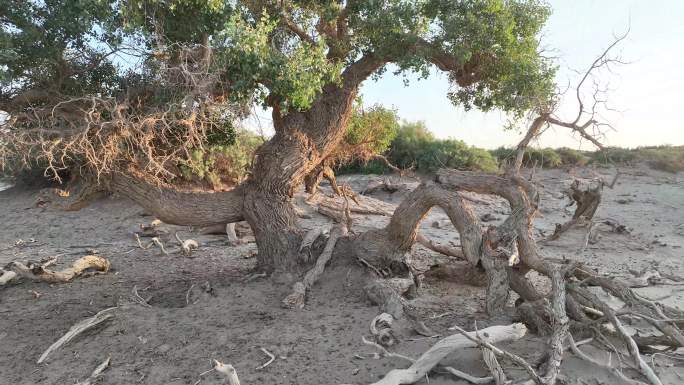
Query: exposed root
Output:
[[8, 255, 110, 284], [38, 307, 116, 364], [415, 233, 464, 259], [369, 323, 528, 385], [283, 223, 348, 309], [76, 356, 111, 385], [213, 360, 241, 385]]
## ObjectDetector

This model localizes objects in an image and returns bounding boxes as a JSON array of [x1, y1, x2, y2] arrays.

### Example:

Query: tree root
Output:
[[8, 255, 110, 284], [38, 307, 116, 364], [369, 323, 528, 385]]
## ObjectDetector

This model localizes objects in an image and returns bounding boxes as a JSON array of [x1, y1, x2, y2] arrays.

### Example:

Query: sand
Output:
[[0, 165, 682, 384]]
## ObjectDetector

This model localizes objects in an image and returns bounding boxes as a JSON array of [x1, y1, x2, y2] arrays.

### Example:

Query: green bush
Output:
[[490, 147, 562, 168]]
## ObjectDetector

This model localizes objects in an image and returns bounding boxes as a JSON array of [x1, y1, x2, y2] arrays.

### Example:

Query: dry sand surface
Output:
[[0, 166, 683, 384]]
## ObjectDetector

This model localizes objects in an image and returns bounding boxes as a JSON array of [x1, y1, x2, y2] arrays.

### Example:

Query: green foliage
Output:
[[0, 0, 122, 95], [490, 147, 561, 168], [213, 12, 342, 111], [387, 121, 498, 173], [122, 0, 232, 44], [344, 102, 400, 155], [334, 101, 399, 173]]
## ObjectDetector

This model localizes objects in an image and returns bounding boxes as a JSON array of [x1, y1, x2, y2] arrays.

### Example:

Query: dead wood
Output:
[[38, 307, 116, 364], [369, 323, 528, 385], [370, 313, 397, 347], [0, 268, 18, 285], [8, 255, 110, 284]]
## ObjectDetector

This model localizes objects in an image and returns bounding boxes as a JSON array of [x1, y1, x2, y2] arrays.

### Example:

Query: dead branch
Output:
[[449, 325, 543, 385], [361, 336, 414, 363], [369, 323, 528, 385], [38, 307, 116, 364], [9, 255, 110, 284]]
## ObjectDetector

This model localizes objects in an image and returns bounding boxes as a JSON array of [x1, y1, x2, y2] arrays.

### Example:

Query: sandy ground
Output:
[[0, 166, 683, 385]]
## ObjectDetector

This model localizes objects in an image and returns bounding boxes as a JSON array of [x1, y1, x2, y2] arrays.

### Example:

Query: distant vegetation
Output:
[[338, 120, 684, 175]]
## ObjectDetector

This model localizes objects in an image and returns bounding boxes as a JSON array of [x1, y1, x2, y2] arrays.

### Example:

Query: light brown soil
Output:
[[1, 166, 683, 384]]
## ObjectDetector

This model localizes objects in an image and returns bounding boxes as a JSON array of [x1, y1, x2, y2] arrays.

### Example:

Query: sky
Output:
[[354, 0, 684, 150]]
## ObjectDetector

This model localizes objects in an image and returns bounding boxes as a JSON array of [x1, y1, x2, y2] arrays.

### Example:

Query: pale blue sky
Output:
[[356, 0, 684, 149]]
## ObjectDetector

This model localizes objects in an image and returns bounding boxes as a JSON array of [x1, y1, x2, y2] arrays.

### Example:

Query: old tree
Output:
[[2, 1, 681, 384]]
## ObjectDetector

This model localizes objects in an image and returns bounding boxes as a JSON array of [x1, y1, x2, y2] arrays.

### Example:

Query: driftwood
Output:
[[38, 307, 116, 364], [369, 323, 528, 385], [8, 255, 110, 284]]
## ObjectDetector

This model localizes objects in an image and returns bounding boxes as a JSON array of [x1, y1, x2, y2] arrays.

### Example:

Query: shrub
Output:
[[637, 146, 684, 173], [589, 147, 639, 166], [490, 147, 562, 168], [556, 147, 589, 167], [387, 121, 498, 173]]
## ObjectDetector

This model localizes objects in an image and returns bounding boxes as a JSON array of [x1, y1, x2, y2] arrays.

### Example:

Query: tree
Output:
[[1, 0, 554, 273]]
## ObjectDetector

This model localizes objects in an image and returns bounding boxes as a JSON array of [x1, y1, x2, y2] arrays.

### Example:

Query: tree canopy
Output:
[[1, 0, 556, 183]]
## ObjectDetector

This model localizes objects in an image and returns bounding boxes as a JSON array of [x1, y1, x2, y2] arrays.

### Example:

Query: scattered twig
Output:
[[256, 347, 275, 370], [132, 285, 151, 307], [76, 356, 111, 385], [38, 307, 116, 364], [186, 283, 196, 305]]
